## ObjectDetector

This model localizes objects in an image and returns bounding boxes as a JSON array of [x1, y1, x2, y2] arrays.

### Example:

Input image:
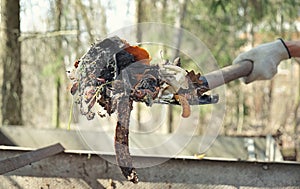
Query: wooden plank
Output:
[[0, 143, 65, 174]]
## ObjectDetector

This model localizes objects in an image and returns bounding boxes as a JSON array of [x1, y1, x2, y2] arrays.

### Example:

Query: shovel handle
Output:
[[203, 60, 253, 90]]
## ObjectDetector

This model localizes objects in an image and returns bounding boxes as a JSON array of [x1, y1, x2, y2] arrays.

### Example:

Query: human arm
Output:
[[233, 39, 300, 84], [285, 40, 300, 57]]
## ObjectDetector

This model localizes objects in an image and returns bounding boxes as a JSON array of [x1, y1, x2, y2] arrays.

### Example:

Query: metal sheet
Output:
[[0, 147, 299, 189]]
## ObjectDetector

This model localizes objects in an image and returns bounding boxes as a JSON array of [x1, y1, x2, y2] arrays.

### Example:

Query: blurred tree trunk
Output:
[[98, 1, 107, 36], [171, 0, 187, 60], [76, 0, 94, 43], [136, 0, 144, 42], [0, 0, 23, 125], [135, 0, 147, 130], [293, 60, 300, 161], [71, 2, 81, 124], [168, 0, 188, 133], [53, 0, 63, 128], [161, 0, 172, 133]]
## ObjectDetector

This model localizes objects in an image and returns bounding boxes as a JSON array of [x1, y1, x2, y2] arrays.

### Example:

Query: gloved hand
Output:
[[233, 39, 291, 83]]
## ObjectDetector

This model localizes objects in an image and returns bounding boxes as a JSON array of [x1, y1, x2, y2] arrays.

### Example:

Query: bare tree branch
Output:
[[19, 30, 79, 41], [75, 0, 94, 43]]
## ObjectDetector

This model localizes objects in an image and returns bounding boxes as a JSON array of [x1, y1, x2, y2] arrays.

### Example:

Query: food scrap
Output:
[[67, 36, 217, 183]]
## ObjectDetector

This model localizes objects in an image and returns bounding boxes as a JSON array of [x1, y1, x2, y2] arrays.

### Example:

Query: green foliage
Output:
[[180, 0, 300, 67]]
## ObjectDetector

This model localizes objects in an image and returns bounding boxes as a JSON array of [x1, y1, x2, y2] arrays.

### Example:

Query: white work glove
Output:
[[233, 39, 291, 83]]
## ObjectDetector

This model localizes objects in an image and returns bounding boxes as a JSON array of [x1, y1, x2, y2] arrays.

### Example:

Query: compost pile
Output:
[[68, 36, 215, 183]]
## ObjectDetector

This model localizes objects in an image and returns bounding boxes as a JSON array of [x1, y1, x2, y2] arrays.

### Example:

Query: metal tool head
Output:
[[153, 93, 219, 105]]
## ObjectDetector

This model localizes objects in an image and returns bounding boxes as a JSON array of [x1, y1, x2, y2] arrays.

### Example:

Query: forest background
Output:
[[1, 0, 300, 161]]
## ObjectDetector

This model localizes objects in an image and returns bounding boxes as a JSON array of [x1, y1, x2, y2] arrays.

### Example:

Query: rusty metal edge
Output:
[[0, 144, 299, 166]]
